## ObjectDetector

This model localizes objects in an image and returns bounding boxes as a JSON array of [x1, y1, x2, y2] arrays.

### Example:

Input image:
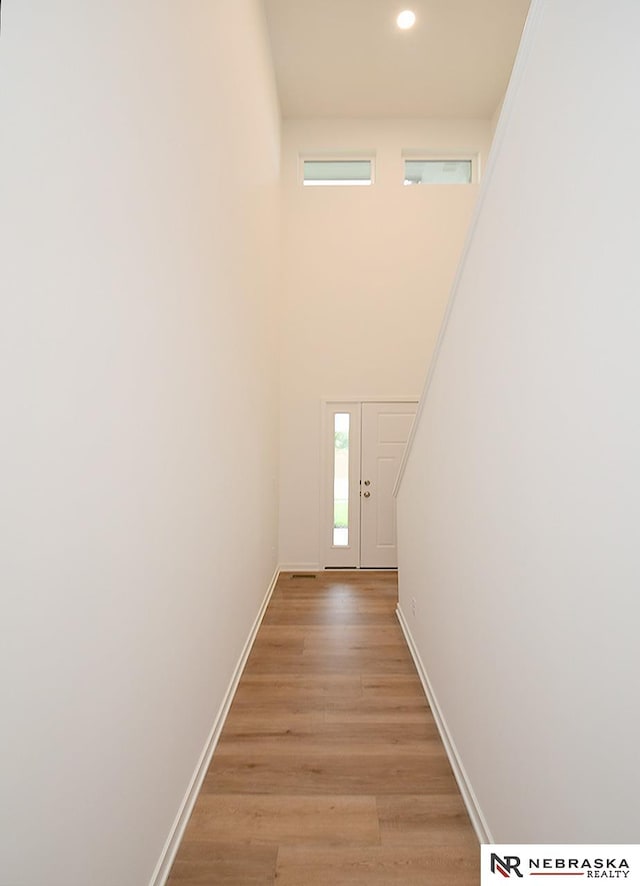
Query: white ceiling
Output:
[[263, 0, 531, 119]]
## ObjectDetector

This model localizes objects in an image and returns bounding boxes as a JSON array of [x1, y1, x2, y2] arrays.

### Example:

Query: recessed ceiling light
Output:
[[396, 9, 416, 30]]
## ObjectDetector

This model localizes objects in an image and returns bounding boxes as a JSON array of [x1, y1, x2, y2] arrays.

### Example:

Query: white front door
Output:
[[359, 402, 417, 568], [323, 400, 417, 568]]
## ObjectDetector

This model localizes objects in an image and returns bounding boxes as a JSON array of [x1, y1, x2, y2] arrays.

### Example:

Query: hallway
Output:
[[168, 572, 478, 884]]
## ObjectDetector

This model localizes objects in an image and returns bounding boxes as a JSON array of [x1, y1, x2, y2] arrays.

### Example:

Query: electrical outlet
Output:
[[411, 597, 417, 617]]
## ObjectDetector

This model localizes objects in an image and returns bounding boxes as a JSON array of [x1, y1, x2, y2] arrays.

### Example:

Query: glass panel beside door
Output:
[[323, 402, 361, 568], [333, 413, 350, 546]]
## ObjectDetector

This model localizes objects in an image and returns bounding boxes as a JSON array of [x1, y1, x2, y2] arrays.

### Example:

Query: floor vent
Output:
[[291, 573, 317, 580]]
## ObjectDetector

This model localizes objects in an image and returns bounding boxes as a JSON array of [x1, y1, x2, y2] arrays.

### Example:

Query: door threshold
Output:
[[324, 566, 398, 571]]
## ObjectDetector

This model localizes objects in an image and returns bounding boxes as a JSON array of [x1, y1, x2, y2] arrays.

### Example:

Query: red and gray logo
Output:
[[491, 853, 524, 878]]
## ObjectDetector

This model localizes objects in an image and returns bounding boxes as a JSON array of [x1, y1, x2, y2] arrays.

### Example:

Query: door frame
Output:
[[320, 397, 419, 569]]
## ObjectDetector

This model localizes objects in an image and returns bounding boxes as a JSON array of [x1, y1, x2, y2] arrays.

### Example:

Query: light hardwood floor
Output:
[[167, 571, 479, 884]]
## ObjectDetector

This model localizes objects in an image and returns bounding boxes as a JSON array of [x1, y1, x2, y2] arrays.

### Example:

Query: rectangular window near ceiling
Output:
[[333, 413, 350, 546], [303, 159, 372, 187], [404, 159, 473, 185]]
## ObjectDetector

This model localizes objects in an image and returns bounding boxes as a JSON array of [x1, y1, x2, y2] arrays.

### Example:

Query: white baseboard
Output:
[[396, 604, 494, 845], [149, 566, 281, 886]]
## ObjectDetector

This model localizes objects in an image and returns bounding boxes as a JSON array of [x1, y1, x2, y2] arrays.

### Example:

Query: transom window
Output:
[[404, 159, 473, 185], [302, 159, 373, 187]]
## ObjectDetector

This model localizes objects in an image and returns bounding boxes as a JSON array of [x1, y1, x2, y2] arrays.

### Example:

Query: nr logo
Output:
[[490, 853, 524, 878]]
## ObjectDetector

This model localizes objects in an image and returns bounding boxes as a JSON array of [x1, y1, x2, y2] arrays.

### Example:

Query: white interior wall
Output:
[[397, 0, 640, 842], [0, 3, 281, 884], [279, 118, 492, 568], [490, 96, 505, 139]]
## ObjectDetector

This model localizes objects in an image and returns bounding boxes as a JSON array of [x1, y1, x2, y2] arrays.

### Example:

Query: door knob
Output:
[[363, 491, 371, 498]]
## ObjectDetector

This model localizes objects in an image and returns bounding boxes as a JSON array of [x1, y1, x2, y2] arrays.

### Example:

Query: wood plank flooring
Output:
[[167, 571, 479, 884]]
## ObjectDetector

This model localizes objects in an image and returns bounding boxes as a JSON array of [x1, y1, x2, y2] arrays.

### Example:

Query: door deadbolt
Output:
[[364, 480, 371, 486]]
